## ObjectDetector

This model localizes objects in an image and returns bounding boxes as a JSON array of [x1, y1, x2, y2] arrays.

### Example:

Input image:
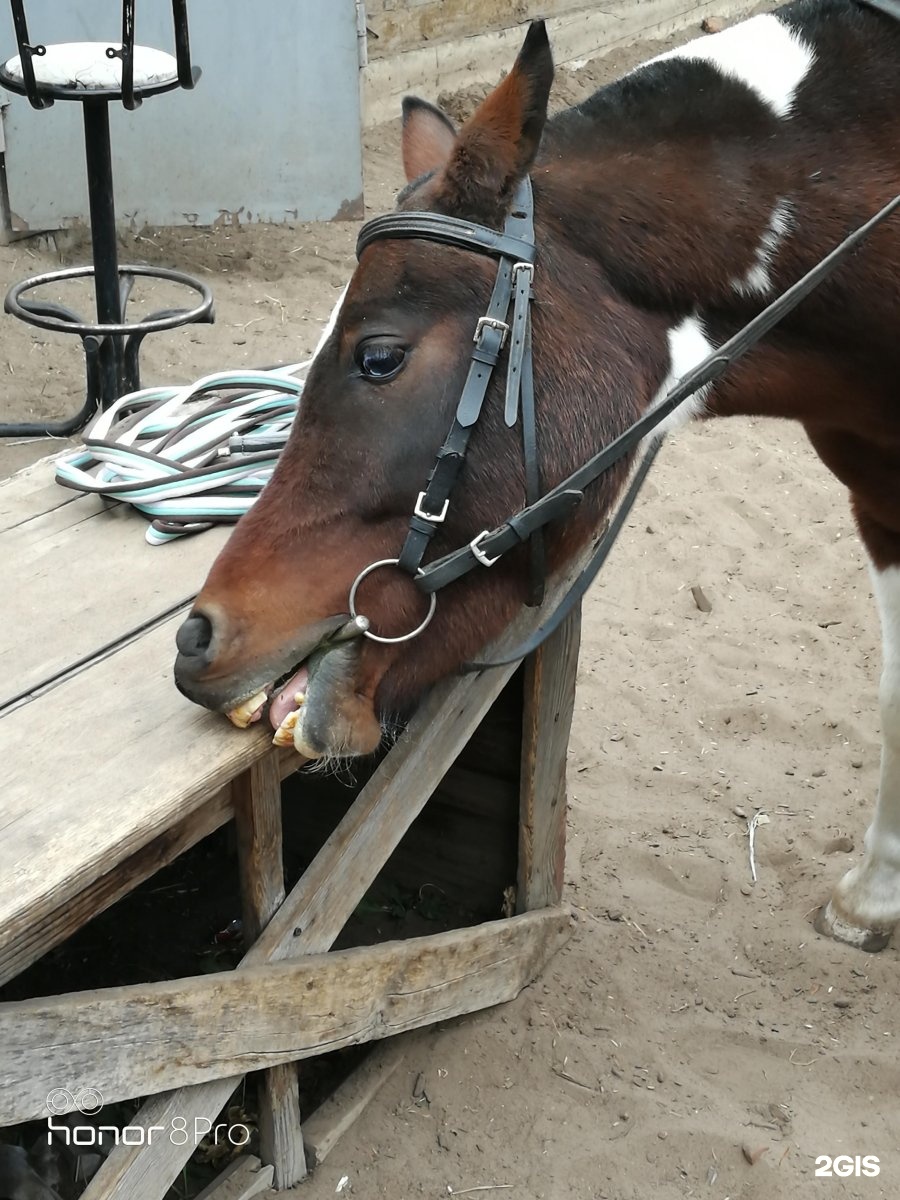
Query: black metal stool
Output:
[[0, 0, 215, 438]]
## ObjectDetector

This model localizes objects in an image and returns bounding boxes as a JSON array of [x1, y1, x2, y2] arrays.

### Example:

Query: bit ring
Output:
[[348, 558, 437, 644]]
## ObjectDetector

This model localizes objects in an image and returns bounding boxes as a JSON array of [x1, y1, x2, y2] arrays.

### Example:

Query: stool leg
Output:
[[82, 99, 123, 407]]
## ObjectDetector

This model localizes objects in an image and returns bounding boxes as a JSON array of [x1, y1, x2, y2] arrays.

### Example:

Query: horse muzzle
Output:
[[173, 608, 382, 758]]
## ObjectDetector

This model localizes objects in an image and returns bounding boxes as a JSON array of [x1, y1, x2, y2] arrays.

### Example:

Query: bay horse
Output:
[[175, 0, 900, 953]]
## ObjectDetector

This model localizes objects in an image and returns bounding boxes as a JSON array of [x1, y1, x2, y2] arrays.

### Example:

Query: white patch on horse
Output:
[[646, 315, 715, 438], [824, 563, 900, 943], [649, 14, 815, 119], [732, 198, 793, 299]]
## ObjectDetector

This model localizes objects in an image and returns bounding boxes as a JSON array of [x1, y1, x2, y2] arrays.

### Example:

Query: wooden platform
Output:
[[0, 458, 580, 1198]]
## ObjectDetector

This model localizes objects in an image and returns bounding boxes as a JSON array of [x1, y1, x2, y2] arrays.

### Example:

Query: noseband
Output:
[[348, 184, 900, 667]]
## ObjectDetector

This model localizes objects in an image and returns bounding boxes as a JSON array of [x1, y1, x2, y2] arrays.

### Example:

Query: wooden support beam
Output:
[[233, 757, 307, 1188], [193, 1156, 274, 1199], [302, 1037, 408, 1167], [517, 607, 582, 911], [0, 908, 572, 1122], [69, 658, 520, 1200], [233, 757, 285, 945]]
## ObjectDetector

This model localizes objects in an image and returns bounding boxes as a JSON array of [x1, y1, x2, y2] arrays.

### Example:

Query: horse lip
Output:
[[293, 636, 368, 756], [174, 613, 350, 713]]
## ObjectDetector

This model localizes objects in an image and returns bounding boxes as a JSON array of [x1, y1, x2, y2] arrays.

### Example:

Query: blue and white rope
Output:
[[54, 285, 348, 545], [55, 363, 307, 544]]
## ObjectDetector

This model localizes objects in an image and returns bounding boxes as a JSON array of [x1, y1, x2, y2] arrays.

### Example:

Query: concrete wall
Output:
[[362, 0, 758, 125], [0, 0, 363, 233], [365, 0, 585, 58]]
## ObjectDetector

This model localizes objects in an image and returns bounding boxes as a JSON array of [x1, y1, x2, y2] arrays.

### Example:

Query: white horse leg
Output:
[[816, 563, 900, 951]]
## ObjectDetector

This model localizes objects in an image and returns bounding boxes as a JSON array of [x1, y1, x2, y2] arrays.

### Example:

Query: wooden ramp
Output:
[[0, 458, 581, 1197]]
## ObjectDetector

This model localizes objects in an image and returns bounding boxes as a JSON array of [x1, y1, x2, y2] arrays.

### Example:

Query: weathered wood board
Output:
[[1, 459, 229, 706], [192, 1156, 274, 1200], [302, 1038, 408, 1167], [0, 908, 573, 1123]]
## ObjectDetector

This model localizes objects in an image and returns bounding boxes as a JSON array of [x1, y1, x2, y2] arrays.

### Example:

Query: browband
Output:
[[357, 211, 538, 265]]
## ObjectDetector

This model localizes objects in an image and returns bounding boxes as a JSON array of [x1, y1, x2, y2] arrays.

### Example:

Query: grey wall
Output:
[[0, 1, 363, 231]]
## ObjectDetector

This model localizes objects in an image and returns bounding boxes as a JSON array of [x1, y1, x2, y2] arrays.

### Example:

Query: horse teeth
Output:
[[225, 690, 268, 729], [272, 709, 300, 747], [294, 691, 306, 705]]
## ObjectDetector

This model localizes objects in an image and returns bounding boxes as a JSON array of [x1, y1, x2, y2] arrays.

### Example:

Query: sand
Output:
[[1, 17, 897, 1200]]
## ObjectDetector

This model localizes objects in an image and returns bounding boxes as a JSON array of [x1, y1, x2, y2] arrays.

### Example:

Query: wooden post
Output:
[[517, 606, 582, 911], [232, 755, 307, 1187]]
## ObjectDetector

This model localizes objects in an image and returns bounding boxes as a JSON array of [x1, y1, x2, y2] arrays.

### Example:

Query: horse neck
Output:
[[533, 121, 799, 319]]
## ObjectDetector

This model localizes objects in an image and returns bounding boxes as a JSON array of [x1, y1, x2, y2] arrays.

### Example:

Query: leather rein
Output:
[[347, 176, 900, 668]]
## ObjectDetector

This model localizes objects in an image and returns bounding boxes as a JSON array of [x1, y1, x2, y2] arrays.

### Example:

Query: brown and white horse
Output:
[[175, 0, 900, 951]]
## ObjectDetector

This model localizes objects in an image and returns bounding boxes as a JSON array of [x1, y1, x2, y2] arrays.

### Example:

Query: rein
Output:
[[350, 182, 900, 667]]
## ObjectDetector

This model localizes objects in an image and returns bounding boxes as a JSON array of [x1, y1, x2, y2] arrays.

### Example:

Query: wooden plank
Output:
[[302, 1038, 408, 1167], [0, 785, 233, 988], [0, 454, 78, 532], [193, 1157, 274, 1200], [1, 477, 229, 705], [0, 619, 277, 987], [232, 758, 307, 1188], [0, 907, 573, 1122], [517, 607, 582, 912]]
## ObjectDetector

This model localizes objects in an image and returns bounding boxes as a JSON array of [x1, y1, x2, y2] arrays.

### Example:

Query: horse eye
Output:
[[356, 340, 407, 381]]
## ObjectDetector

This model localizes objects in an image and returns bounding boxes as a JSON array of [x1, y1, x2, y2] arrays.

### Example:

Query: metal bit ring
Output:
[[348, 558, 437, 645]]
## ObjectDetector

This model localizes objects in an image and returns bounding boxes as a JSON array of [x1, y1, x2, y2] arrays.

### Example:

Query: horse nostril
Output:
[[176, 612, 214, 660]]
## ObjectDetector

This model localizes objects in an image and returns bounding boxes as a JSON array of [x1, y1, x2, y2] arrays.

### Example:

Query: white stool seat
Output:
[[2, 41, 178, 91]]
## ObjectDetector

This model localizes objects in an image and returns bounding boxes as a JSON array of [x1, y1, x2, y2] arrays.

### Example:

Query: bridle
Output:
[[346, 178, 899, 668]]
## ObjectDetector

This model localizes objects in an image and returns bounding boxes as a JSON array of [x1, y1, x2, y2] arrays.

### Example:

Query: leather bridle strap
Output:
[[358, 178, 543, 589], [395, 255, 513, 574], [357, 209, 537, 266], [467, 435, 663, 668]]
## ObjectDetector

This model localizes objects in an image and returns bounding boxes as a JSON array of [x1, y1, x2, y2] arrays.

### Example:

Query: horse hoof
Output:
[[814, 901, 893, 953]]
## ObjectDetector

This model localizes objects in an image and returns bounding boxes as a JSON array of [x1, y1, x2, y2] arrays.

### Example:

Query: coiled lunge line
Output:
[[54, 363, 309, 545]]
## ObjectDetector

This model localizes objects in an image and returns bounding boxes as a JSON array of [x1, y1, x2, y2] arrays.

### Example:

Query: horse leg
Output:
[[816, 515, 900, 951]]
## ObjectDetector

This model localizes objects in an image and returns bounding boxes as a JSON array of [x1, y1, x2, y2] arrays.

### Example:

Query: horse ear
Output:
[[438, 20, 553, 222], [401, 97, 458, 183]]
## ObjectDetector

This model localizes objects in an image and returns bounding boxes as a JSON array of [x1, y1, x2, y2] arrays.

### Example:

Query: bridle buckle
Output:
[[474, 316, 509, 350], [413, 491, 449, 523], [469, 530, 500, 568], [512, 261, 534, 286]]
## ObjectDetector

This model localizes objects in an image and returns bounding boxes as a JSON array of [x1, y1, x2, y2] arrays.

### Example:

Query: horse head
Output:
[[173, 22, 675, 758]]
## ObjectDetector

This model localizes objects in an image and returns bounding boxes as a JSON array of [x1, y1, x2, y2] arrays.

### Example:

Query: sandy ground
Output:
[[2, 15, 898, 1200]]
